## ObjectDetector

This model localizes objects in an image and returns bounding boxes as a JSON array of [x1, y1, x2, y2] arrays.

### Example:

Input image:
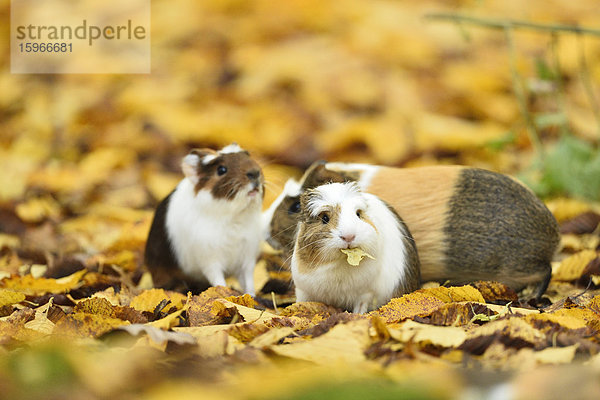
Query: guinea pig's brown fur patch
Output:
[[191, 150, 263, 200], [294, 191, 342, 273], [367, 166, 461, 281], [301, 162, 351, 190], [270, 194, 302, 255]]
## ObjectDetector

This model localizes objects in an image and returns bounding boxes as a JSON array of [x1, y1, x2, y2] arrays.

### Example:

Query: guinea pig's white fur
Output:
[[165, 147, 262, 295], [291, 182, 417, 313]]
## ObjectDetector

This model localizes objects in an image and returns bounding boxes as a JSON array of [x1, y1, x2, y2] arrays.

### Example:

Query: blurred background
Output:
[[2, 0, 600, 212]]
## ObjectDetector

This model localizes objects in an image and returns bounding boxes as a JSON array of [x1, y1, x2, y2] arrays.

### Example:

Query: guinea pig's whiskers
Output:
[[270, 223, 299, 240]]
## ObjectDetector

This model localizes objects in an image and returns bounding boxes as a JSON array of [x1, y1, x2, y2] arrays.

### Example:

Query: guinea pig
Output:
[[291, 182, 420, 313], [267, 161, 560, 299], [144, 143, 264, 295]]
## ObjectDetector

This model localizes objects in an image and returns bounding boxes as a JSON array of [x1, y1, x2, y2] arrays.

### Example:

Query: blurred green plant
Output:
[[269, 380, 444, 400], [525, 135, 600, 200], [427, 13, 600, 201]]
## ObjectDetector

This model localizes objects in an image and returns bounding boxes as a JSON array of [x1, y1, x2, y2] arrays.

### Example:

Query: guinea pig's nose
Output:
[[340, 234, 356, 244], [246, 169, 260, 181]]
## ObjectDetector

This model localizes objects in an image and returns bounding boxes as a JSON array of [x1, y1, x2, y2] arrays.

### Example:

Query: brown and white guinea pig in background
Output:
[[266, 161, 560, 299], [145, 143, 264, 295], [291, 182, 420, 313]]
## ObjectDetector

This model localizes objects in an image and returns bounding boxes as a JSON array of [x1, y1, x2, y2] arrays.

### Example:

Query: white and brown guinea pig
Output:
[[291, 182, 420, 313], [266, 161, 560, 299], [145, 143, 264, 295]]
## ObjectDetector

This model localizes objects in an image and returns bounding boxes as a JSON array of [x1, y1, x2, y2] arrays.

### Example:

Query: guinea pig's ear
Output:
[[182, 148, 217, 184], [302, 162, 344, 190], [299, 191, 318, 220]]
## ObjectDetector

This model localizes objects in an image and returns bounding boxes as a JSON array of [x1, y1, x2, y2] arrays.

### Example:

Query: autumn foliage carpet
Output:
[[2, 0, 600, 399]]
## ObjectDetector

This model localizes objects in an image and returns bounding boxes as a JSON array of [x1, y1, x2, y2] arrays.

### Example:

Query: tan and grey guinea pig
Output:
[[291, 182, 420, 313], [264, 161, 560, 299], [144, 143, 264, 295]]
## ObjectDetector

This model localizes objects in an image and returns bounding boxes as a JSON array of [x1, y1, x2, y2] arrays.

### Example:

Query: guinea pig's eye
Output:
[[288, 201, 301, 214], [320, 212, 330, 224], [356, 210, 363, 218], [217, 165, 228, 176]]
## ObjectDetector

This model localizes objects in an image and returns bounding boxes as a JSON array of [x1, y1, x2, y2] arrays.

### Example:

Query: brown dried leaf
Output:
[[227, 323, 270, 343], [414, 302, 495, 327], [560, 211, 600, 234], [55, 312, 129, 338], [470, 281, 518, 303], [279, 301, 342, 323], [74, 297, 117, 318], [225, 294, 259, 309], [459, 317, 545, 355], [113, 306, 148, 324], [297, 312, 367, 338]]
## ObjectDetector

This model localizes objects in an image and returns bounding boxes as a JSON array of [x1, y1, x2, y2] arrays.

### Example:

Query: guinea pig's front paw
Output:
[[352, 295, 374, 314]]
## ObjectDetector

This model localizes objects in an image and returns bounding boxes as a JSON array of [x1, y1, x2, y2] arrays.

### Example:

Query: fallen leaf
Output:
[[15, 195, 61, 223], [553, 250, 599, 281], [388, 320, 468, 348], [249, 327, 296, 349], [0, 289, 26, 307], [112, 324, 196, 346], [270, 319, 371, 365], [424, 286, 486, 303], [533, 344, 579, 364], [0, 269, 87, 296], [129, 288, 187, 313], [470, 281, 519, 303], [372, 291, 446, 324]]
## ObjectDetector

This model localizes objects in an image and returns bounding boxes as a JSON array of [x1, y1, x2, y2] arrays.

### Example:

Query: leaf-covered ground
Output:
[[2, 0, 600, 399]]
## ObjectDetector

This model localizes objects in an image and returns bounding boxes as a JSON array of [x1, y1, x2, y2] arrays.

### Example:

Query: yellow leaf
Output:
[[467, 317, 546, 344], [24, 302, 55, 335], [560, 234, 600, 253], [422, 285, 486, 304], [56, 312, 129, 338], [371, 291, 445, 324], [147, 293, 192, 330], [533, 344, 579, 365], [74, 297, 117, 318], [414, 112, 506, 153], [129, 289, 186, 313], [0, 289, 26, 307], [270, 319, 371, 365], [15, 195, 61, 223], [0, 234, 20, 250], [388, 320, 467, 348], [545, 198, 595, 223], [316, 116, 410, 164], [249, 327, 296, 349], [552, 250, 599, 281], [0, 269, 87, 296], [340, 248, 375, 266]]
